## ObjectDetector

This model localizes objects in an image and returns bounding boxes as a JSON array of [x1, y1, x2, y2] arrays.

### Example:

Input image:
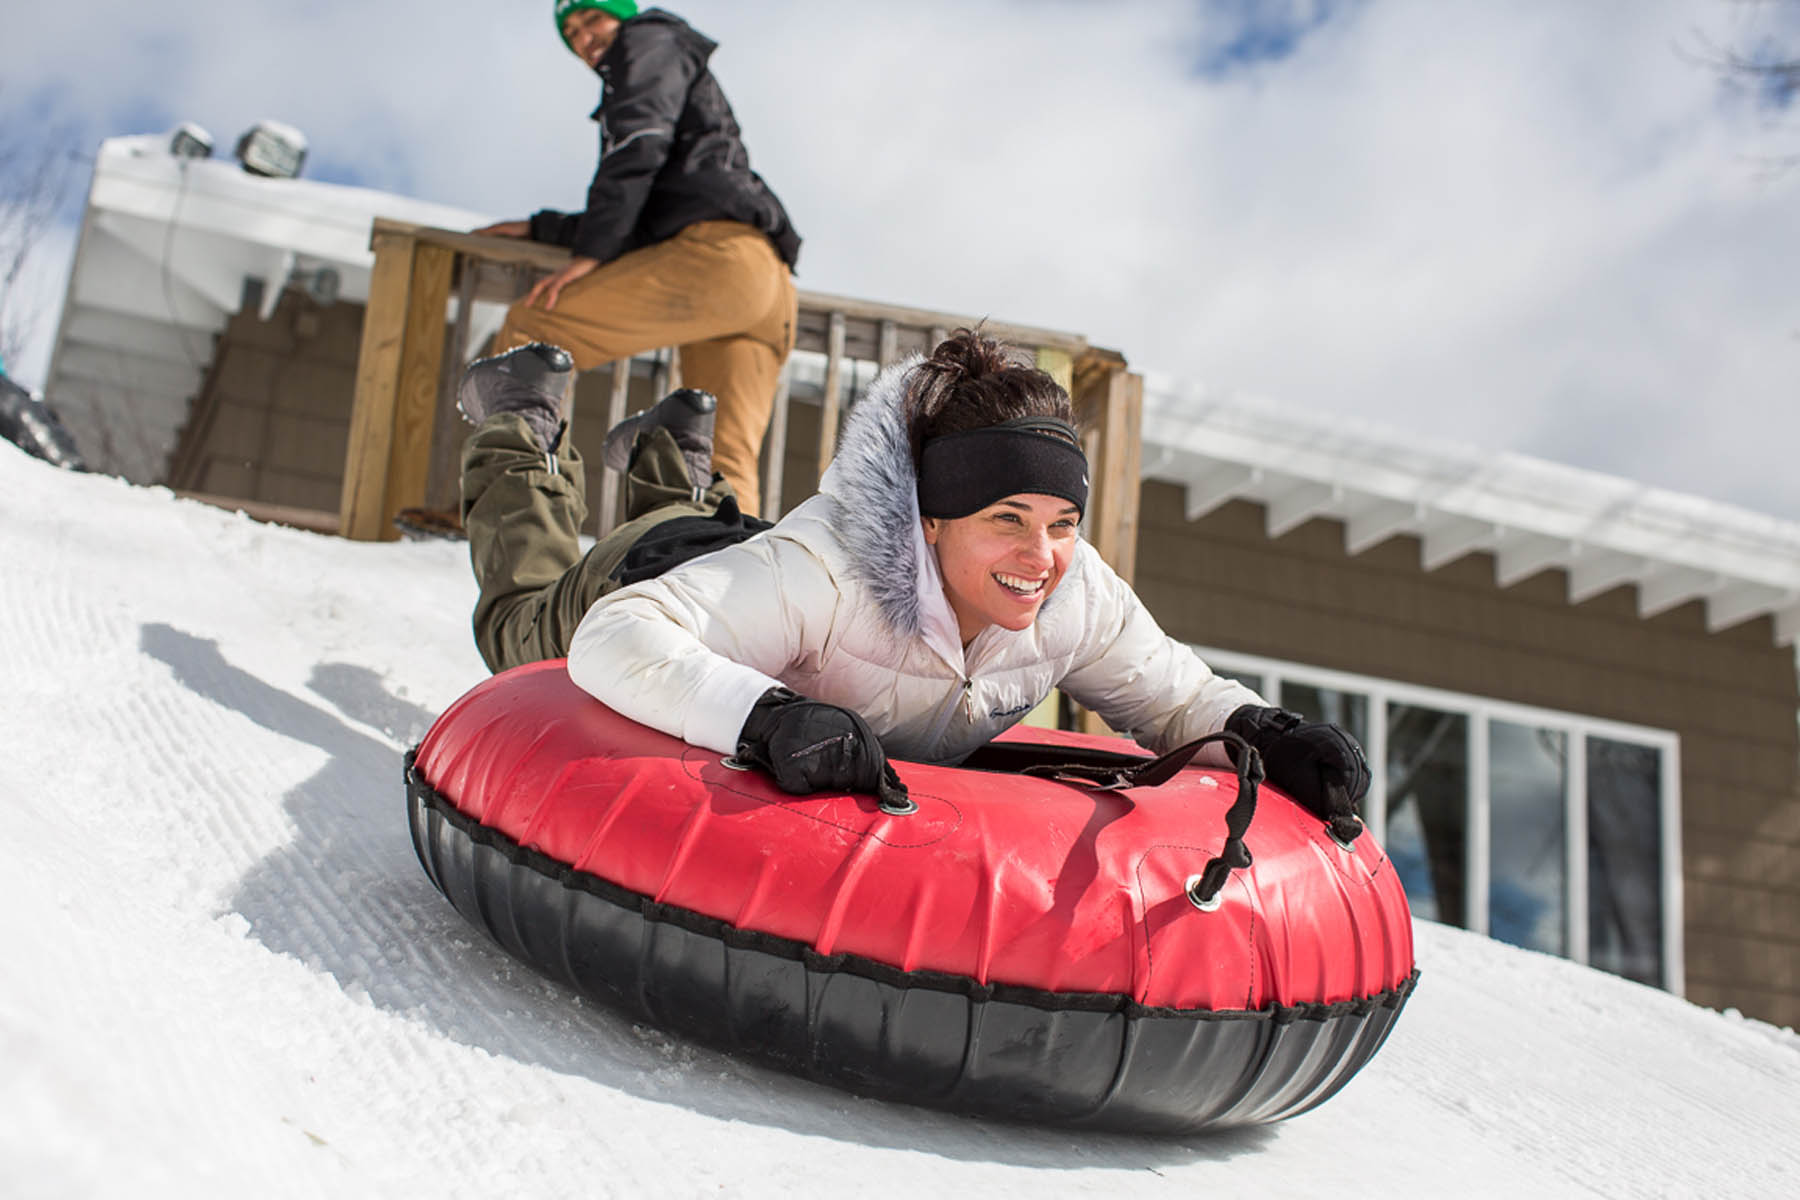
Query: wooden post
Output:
[[1069, 359, 1144, 737], [339, 231, 453, 540], [1035, 346, 1073, 394], [1079, 365, 1143, 586]]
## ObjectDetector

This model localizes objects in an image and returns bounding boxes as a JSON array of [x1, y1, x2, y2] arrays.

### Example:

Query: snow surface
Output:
[[3, 441, 1798, 1200]]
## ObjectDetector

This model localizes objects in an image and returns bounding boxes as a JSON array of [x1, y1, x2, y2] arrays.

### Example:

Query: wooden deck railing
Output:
[[339, 218, 1142, 585]]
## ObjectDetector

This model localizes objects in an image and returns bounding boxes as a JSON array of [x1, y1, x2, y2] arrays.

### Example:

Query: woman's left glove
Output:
[[1224, 705, 1370, 843], [736, 688, 913, 813]]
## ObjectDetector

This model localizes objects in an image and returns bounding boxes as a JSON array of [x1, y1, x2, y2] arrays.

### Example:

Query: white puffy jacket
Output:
[[566, 357, 1263, 764]]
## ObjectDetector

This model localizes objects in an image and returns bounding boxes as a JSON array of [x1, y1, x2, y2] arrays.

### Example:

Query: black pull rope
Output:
[[1020, 731, 1264, 906], [1189, 732, 1264, 907]]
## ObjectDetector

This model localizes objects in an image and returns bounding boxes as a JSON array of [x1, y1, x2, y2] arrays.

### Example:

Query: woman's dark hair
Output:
[[903, 327, 1077, 467]]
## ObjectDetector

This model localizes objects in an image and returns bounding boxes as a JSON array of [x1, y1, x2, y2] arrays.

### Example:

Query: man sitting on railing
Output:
[[472, 1, 800, 517]]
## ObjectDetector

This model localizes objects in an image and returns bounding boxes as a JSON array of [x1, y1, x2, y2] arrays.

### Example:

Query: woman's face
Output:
[[922, 493, 1080, 647]]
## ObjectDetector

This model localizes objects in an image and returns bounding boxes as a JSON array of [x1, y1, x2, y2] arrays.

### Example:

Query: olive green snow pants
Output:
[[461, 414, 732, 674]]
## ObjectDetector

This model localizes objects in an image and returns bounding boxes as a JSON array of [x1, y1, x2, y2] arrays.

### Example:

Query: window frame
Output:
[[1192, 644, 1685, 994]]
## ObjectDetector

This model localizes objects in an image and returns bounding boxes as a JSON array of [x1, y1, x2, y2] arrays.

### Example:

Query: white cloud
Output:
[[5, 0, 1798, 515]]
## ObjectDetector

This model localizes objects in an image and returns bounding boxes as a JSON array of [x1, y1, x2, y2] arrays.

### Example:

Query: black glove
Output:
[[1225, 705, 1369, 844], [736, 688, 913, 813]]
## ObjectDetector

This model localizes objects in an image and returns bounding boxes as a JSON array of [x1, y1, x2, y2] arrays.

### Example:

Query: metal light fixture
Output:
[[303, 266, 341, 306], [233, 120, 308, 179], [169, 122, 214, 159]]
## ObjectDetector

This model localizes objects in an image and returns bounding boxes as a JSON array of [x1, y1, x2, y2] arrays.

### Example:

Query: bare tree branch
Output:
[[0, 93, 80, 374]]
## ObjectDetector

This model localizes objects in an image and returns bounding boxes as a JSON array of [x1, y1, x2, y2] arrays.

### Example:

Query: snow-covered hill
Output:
[[3, 442, 1797, 1199]]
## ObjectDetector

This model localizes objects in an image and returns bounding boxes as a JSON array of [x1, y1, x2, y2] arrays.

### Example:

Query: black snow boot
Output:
[[601, 387, 718, 491], [457, 342, 574, 453]]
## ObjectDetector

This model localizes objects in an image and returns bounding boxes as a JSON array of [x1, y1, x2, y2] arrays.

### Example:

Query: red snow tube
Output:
[[407, 660, 1416, 1132]]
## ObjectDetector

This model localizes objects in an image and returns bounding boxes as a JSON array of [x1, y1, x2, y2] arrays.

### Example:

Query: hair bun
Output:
[[923, 327, 1021, 382], [902, 327, 1076, 466]]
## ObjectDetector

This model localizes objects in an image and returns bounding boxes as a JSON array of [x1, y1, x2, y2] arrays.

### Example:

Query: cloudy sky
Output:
[[6, 0, 1800, 517]]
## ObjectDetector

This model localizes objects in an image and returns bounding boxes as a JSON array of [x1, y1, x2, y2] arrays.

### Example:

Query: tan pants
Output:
[[493, 219, 796, 517]]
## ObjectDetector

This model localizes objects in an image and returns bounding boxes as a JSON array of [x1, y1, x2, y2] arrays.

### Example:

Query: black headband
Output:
[[917, 418, 1089, 519]]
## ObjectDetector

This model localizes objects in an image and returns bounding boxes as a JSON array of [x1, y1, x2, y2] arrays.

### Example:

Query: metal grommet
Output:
[[720, 756, 752, 772], [1184, 874, 1222, 912], [1330, 820, 1364, 853], [879, 796, 919, 816]]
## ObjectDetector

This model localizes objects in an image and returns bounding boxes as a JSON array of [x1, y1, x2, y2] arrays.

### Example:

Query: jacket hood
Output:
[[817, 357, 928, 639], [594, 9, 715, 83]]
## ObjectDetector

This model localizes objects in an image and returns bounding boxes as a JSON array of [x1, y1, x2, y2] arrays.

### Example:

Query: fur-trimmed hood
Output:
[[816, 356, 1073, 644], [814, 356, 930, 639]]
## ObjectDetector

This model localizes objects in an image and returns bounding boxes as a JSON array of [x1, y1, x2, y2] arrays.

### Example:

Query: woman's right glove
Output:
[[735, 688, 913, 813], [1224, 704, 1370, 844]]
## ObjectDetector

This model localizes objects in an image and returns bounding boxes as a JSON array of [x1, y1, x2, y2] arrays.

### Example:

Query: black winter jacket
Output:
[[528, 9, 801, 270]]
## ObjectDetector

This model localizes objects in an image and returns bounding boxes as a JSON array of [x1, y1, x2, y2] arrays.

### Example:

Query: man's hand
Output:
[[472, 219, 530, 238], [524, 256, 600, 311]]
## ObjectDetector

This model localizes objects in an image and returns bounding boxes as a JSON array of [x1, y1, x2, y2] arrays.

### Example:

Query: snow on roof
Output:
[[1141, 371, 1800, 645], [43, 132, 486, 485]]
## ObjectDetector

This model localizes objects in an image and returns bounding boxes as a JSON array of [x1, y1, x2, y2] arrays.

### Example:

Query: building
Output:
[[43, 130, 1800, 1030]]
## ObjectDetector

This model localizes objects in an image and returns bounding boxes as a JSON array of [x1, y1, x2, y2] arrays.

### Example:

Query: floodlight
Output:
[[169, 122, 214, 159], [234, 120, 308, 179]]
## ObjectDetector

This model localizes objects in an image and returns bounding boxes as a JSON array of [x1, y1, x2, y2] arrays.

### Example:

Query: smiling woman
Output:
[[558, 329, 1368, 834], [416, 327, 1414, 1128]]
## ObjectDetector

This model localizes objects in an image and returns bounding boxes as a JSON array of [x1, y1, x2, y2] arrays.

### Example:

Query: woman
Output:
[[555, 330, 1369, 834]]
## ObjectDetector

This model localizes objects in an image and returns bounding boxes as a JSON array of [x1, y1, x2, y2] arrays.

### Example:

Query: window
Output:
[[1489, 722, 1567, 957], [1384, 703, 1467, 929], [1200, 647, 1683, 993]]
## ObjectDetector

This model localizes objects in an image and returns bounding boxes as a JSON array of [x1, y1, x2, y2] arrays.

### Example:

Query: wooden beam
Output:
[[339, 233, 452, 540], [339, 231, 418, 541], [1076, 366, 1142, 587], [178, 491, 340, 535], [1113, 370, 1144, 585], [372, 218, 1100, 353], [381, 241, 454, 533]]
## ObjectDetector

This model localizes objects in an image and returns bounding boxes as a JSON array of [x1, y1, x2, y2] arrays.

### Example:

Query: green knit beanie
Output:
[[555, 1, 639, 47]]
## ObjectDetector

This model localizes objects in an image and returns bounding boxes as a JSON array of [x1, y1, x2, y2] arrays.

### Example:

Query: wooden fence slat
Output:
[[763, 359, 792, 519], [877, 319, 898, 367], [816, 312, 847, 478], [596, 356, 633, 534], [422, 258, 478, 514]]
